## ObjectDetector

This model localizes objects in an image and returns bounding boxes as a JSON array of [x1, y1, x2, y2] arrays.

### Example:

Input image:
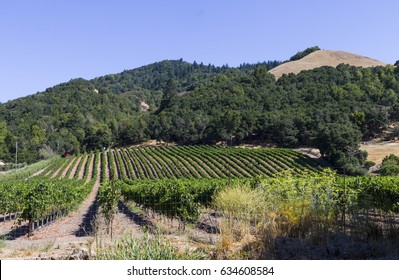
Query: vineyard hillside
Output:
[[40, 146, 324, 181]]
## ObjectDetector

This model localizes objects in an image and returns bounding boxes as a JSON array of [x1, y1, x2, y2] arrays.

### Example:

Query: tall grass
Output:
[[212, 171, 399, 259], [95, 232, 206, 260]]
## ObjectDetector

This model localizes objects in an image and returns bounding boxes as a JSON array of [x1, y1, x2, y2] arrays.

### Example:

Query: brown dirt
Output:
[[104, 152, 110, 180], [131, 139, 176, 147], [269, 50, 387, 79], [60, 158, 76, 179], [85, 155, 95, 183], [68, 156, 82, 179], [77, 154, 88, 180], [50, 161, 67, 178], [30, 168, 46, 178]]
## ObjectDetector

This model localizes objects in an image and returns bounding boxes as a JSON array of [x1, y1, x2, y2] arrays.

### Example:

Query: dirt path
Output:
[[68, 156, 82, 179], [109, 150, 119, 180], [104, 151, 110, 180], [29, 168, 46, 178], [60, 158, 76, 179], [50, 161, 67, 178], [77, 154, 88, 180], [85, 155, 95, 183]]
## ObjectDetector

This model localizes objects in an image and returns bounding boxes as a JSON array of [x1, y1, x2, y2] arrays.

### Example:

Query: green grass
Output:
[[95, 232, 207, 260]]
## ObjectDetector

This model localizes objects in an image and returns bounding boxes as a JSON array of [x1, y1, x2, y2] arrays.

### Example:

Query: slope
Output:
[[269, 50, 388, 79]]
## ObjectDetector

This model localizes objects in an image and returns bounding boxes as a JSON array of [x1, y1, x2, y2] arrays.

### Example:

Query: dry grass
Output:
[[360, 141, 399, 164], [269, 50, 387, 79]]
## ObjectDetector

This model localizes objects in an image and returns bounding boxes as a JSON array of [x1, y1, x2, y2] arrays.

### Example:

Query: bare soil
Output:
[[30, 168, 46, 178], [60, 158, 75, 179], [68, 157, 82, 179], [77, 154, 88, 180]]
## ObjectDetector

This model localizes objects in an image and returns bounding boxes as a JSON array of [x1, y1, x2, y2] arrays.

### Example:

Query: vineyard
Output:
[[1, 145, 399, 259], [0, 146, 321, 235], [32, 145, 323, 182], [45, 145, 323, 181]]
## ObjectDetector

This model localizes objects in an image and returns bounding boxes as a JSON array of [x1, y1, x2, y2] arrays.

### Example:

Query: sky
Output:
[[0, 0, 398, 103]]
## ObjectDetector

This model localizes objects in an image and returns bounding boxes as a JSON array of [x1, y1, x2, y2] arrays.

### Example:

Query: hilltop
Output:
[[269, 50, 387, 79]]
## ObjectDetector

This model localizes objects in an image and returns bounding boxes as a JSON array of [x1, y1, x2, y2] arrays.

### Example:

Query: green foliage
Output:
[[1, 57, 399, 165], [390, 125, 399, 139], [116, 172, 399, 241], [158, 79, 178, 112], [95, 232, 206, 260], [380, 154, 399, 176], [0, 157, 58, 180], [108, 146, 323, 180], [289, 46, 321, 61], [213, 182, 265, 223], [363, 160, 375, 169], [0, 178, 92, 224], [315, 122, 362, 157], [382, 154, 399, 165], [0, 121, 10, 160], [98, 180, 121, 236], [379, 164, 399, 176], [119, 179, 204, 224]]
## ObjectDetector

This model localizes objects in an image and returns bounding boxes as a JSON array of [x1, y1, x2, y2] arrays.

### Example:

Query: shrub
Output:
[[212, 182, 265, 224], [363, 160, 375, 169], [380, 164, 399, 176]]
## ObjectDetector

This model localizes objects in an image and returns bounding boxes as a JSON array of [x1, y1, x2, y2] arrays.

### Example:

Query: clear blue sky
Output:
[[0, 0, 398, 103]]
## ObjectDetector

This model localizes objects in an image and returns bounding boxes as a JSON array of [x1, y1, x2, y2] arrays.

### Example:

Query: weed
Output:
[[0, 235, 7, 249], [95, 231, 206, 260]]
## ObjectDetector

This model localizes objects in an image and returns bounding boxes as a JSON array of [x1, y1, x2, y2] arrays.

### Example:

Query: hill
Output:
[[269, 50, 388, 79], [1, 49, 399, 176]]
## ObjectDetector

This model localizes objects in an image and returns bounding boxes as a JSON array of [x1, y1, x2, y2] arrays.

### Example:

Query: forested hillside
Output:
[[1, 50, 398, 174]]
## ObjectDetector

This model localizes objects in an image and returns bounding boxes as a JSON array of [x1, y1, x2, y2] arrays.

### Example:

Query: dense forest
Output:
[[1, 49, 399, 175]]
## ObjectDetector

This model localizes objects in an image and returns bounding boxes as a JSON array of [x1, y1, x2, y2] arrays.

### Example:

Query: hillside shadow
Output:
[[0, 214, 18, 223], [0, 224, 30, 240], [117, 200, 154, 229], [74, 193, 99, 237]]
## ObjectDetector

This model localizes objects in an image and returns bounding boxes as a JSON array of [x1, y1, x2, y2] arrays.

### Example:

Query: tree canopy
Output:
[[1, 55, 398, 175]]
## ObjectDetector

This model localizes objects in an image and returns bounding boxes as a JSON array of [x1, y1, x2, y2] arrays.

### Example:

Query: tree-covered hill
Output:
[[1, 49, 398, 174], [0, 59, 280, 163]]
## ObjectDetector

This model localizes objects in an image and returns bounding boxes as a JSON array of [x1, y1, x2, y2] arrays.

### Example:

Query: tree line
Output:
[[1, 57, 399, 175]]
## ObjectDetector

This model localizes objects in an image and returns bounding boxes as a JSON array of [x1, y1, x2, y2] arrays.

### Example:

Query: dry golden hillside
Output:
[[361, 142, 399, 164], [269, 50, 387, 79]]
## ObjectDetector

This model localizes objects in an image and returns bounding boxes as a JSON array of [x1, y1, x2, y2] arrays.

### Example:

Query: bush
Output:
[[289, 46, 320, 61], [342, 163, 368, 176], [212, 182, 265, 224], [380, 164, 399, 176], [379, 154, 399, 176], [382, 154, 399, 165], [363, 160, 376, 169]]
